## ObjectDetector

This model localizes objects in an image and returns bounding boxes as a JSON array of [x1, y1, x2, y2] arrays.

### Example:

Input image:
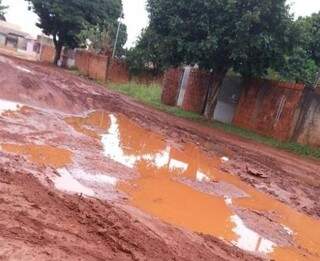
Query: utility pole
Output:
[[112, 10, 123, 60], [108, 10, 123, 82], [313, 70, 320, 89]]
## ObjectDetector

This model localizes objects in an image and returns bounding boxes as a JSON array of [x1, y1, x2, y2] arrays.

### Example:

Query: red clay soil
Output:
[[0, 54, 319, 260], [0, 156, 258, 261]]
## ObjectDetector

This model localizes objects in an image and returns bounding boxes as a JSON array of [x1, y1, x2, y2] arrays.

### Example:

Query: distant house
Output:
[[0, 21, 31, 49], [0, 20, 41, 59]]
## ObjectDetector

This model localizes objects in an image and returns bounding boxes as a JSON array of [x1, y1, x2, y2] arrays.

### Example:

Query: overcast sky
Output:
[[2, 0, 320, 47]]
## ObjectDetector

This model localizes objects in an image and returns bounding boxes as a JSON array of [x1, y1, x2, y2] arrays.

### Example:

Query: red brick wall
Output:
[[75, 50, 90, 76], [161, 68, 183, 106], [75, 50, 108, 81], [40, 45, 55, 63], [233, 79, 304, 141], [107, 58, 129, 84], [182, 69, 212, 113], [88, 54, 108, 82]]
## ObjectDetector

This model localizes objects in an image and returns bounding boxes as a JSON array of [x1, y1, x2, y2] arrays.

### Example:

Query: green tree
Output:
[[279, 48, 318, 85], [147, 0, 295, 118], [78, 21, 127, 57], [0, 0, 8, 21], [277, 12, 320, 85], [126, 27, 164, 76], [26, 0, 122, 64], [302, 12, 320, 66]]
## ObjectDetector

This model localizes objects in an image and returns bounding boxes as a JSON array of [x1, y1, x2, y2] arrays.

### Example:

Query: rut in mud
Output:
[[0, 54, 320, 261]]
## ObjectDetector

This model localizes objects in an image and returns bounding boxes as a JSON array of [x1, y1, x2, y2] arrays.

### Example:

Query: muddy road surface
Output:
[[0, 55, 319, 261]]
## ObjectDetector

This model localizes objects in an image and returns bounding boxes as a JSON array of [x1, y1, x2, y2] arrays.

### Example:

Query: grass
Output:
[[109, 82, 320, 160], [109, 82, 203, 120]]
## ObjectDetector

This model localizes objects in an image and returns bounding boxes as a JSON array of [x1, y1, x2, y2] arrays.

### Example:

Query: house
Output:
[[0, 20, 42, 60], [0, 20, 30, 50]]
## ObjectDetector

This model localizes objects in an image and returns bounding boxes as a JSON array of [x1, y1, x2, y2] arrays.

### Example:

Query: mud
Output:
[[105, 113, 320, 260], [0, 54, 320, 260]]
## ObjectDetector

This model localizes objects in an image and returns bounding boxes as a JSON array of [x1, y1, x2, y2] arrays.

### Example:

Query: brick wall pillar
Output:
[[182, 69, 212, 114], [161, 68, 183, 106]]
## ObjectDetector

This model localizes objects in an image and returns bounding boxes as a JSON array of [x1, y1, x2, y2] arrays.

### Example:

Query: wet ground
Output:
[[0, 54, 320, 260]]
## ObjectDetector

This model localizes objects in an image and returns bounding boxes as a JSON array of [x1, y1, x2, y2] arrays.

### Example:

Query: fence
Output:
[[292, 87, 320, 147], [39, 45, 55, 63], [233, 79, 304, 141], [75, 50, 108, 81], [74, 50, 129, 84], [39, 48, 129, 84], [161, 68, 320, 147]]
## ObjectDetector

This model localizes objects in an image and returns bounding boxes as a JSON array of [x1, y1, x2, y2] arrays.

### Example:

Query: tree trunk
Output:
[[52, 34, 63, 66], [53, 43, 63, 66], [203, 70, 227, 119]]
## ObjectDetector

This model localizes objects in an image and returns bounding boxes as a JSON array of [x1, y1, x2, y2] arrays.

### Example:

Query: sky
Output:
[[2, 0, 320, 47]]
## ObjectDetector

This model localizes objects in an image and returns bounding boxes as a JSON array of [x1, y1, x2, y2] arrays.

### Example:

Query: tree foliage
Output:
[[26, 0, 123, 64], [126, 27, 164, 76], [276, 12, 320, 85], [147, 0, 295, 117], [78, 21, 127, 57], [301, 12, 320, 66], [0, 0, 8, 20]]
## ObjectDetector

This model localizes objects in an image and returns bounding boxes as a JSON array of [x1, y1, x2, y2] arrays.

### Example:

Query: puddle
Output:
[[231, 215, 275, 254], [65, 111, 110, 139], [0, 144, 72, 168], [53, 168, 118, 198], [15, 65, 34, 74], [55, 168, 95, 196], [101, 113, 320, 260], [0, 99, 22, 115]]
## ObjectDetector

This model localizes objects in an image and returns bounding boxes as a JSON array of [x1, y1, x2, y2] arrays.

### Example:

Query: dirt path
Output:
[[0, 54, 319, 260]]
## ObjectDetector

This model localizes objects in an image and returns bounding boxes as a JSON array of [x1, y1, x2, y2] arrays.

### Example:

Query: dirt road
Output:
[[0, 55, 319, 261]]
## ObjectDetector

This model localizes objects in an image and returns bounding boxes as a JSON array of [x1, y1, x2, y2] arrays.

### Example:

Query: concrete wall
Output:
[[61, 49, 75, 69], [213, 76, 243, 124], [292, 88, 320, 147], [0, 33, 6, 46], [233, 79, 304, 141], [161, 68, 184, 106]]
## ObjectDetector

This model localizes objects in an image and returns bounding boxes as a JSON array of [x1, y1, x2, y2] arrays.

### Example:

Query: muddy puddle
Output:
[[0, 144, 72, 168], [2, 107, 320, 260], [99, 113, 320, 261], [65, 111, 110, 139]]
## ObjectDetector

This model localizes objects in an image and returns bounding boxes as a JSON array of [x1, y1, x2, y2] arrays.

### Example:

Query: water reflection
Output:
[[54, 168, 118, 197], [0, 99, 21, 115], [55, 168, 95, 197], [101, 113, 278, 256], [93, 112, 320, 260], [231, 215, 275, 254]]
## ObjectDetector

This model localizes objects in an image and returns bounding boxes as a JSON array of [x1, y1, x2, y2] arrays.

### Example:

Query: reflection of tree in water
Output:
[[116, 114, 166, 156], [110, 114, 219, 180], [105, 114, 279, 256]]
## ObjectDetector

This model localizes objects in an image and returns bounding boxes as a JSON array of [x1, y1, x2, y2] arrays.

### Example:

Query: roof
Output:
[[0, 21, 30, 38]]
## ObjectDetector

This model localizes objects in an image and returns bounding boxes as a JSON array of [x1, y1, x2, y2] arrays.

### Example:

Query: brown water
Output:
[[1, 144, 72, 168], [4, 110, 319, 260], [65, 111, 110, 139], [100, 113, 320, 261]]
